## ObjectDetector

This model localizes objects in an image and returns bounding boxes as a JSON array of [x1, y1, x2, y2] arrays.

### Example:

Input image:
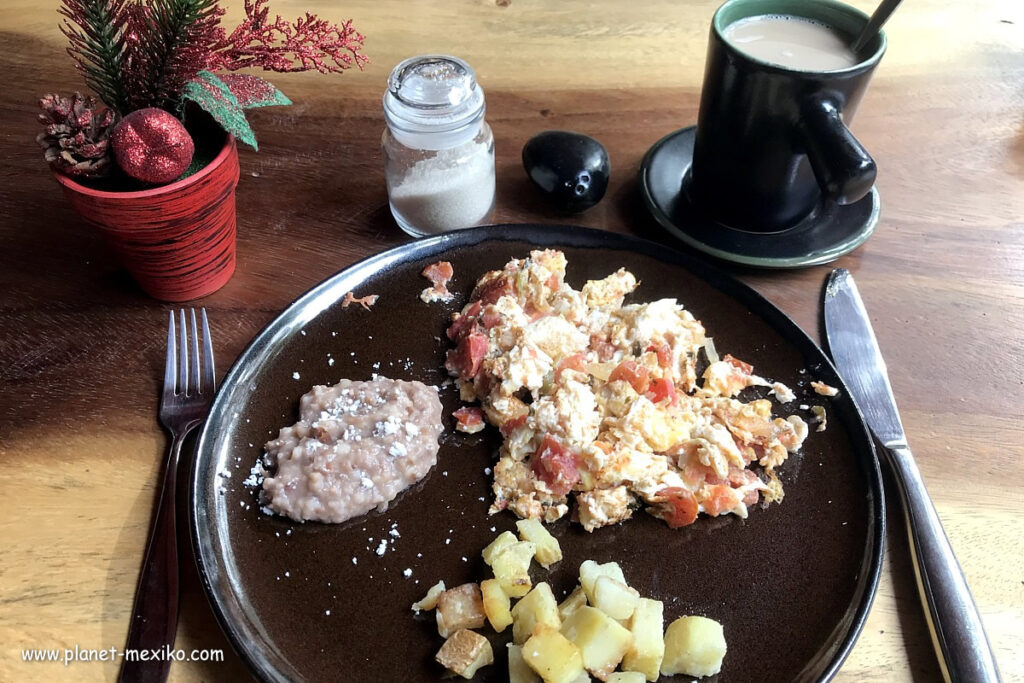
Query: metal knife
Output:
[[824, 268, 1001, 683]]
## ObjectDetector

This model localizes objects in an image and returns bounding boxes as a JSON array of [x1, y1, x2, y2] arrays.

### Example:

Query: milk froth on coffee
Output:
[[724, 14, 859, 71]]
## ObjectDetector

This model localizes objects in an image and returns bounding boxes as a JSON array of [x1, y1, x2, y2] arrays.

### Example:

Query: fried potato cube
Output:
[[516, 518, 563, 568], [436, 583, 486, 638], [481, 578, 513, 632], [511, 582, 560, 645], [558, 585, 588, 622], [435, 628, 494, 679], [411, 580, 446, 613], [622, 598, 664, 681], [522, 625, 585, 683], [579, 560, 626, 603], [661, 615, 726, 678], [607, 672, 647, 683], [560, 605, 634, 679], [508, 644, 541, 683], [491, 541, 537, 598], [482, 530, 519, 566], [592, 575, 640, 621]]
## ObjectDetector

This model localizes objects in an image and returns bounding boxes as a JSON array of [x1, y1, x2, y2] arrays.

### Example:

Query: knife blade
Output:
[[823, 269, 905, 446], [824, 268, 1001, 683]]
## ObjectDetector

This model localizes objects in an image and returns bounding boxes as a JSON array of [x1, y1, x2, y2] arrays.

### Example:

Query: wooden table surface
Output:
[[1, 0, 1021, 681]]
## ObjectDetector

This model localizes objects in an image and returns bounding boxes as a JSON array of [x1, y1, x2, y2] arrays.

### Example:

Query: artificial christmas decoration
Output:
[[36, 92, 119, 178], [110, 108, 196, 184], [41, 0, 367, 184], [38, 0, 366, 300]]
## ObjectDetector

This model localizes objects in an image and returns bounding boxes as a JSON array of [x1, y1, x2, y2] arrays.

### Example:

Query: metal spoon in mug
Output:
[[851, 0, 904, 54]]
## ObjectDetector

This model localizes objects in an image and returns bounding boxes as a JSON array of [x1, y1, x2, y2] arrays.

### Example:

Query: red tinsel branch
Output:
[[208, 0, 368, 74]]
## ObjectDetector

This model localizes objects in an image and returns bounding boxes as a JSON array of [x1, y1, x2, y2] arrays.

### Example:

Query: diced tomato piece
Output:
[[704, 472, 728, 487], [723, 354, 753, 375], [727, 467, 756, 487], [646, 343, 674, 368], [445, 331, 488, 380], [651, 487, 698, 528], [499, 414, 527, 436], [609, 360, 650, 393], [445, 301, 482, 342], [453, 406, 485, 432], [471, 274, 514, 305], [481, 307, 503, 329], [554, 353, 587, 381], [702, 484, 741, 516], [681, 461, 714, 489], [530, 434, 580, 497], [422, 260, 454, 286], [645, 377, 678, 405]]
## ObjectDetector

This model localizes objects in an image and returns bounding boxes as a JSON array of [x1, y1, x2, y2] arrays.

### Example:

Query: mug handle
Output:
[[799, 95, 876, 205]]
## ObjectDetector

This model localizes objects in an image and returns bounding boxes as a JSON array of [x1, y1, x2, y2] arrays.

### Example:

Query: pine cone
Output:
[[36, 92, 119, 179]]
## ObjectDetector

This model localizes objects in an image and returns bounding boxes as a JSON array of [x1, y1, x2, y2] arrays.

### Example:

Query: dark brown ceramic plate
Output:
[[191, 224, 883, 683]]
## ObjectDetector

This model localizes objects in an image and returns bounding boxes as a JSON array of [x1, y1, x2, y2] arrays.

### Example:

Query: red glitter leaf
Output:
[[182, 71, 258, 149], [218, 73, 291, 108]]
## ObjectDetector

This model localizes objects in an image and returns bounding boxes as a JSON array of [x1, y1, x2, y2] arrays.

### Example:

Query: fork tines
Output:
[[164, 308, 216, 398]]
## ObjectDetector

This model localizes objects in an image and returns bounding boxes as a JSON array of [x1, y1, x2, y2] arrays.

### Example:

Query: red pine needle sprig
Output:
[[208, 0, 368, 74], [123, 0, 226, 111]]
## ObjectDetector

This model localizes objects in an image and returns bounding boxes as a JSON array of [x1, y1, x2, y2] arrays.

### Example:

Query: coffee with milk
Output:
[[723, 14, 859, 71]]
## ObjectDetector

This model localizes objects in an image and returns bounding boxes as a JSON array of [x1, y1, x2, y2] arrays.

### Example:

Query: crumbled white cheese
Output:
[[242, 462, 265, 488], [771, 381, 797, 403]]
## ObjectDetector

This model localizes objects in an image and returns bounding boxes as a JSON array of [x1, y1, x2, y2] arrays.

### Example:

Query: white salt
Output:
[[389, 145, 495, 233]]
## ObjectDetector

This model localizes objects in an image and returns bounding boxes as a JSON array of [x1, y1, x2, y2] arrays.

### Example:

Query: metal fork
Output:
[[120, 309, 216, 683]]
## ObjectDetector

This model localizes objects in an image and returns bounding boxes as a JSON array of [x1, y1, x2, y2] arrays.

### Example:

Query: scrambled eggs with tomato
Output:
[[445, 250, 809, 531]]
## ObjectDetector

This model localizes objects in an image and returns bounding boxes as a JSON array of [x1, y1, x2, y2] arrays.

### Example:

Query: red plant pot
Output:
[[56, 136, 240, 302]]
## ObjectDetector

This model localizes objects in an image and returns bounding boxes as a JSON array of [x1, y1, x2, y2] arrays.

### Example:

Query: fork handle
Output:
[[119, 430, 187, 683], [885, 443, 1002, 683]]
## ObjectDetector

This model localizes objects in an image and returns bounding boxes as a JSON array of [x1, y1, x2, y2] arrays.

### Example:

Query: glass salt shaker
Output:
[[382, 55, 495, 237]]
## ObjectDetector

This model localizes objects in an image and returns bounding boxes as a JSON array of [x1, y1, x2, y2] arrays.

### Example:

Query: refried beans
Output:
[[262, 377, 443, 523]]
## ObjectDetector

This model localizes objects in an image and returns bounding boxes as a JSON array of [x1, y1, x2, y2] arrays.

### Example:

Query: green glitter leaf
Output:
[[181, 71, 258, 150], [218, 74, 292, 109]]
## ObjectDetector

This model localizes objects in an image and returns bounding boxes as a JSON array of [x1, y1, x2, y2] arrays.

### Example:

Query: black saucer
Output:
[[639, 126, 879, 268]]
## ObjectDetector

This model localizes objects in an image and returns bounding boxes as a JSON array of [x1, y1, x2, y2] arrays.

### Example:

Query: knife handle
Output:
[[885, 444, 1002, 683]]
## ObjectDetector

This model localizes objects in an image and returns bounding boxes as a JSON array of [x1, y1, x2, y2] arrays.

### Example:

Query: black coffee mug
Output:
[[688, 0, 886, 233]]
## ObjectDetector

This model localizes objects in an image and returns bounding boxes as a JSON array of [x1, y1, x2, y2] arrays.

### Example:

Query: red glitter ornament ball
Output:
[[111, 108, 195, 184]]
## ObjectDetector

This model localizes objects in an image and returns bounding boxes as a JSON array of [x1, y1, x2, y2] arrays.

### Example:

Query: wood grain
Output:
[[0, 0, 1021, 681]]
